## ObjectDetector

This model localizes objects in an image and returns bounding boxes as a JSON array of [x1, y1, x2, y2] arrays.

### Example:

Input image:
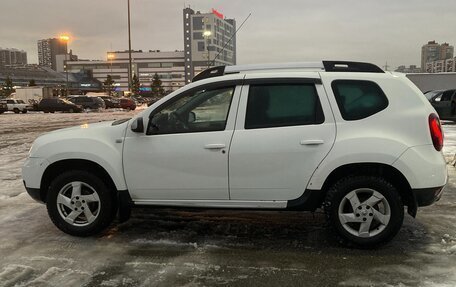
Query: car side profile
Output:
[[425, 89, 456, 121], [68, 96, 106, 110], [22, 61, 447, 248], [38, 98, 83, 113]]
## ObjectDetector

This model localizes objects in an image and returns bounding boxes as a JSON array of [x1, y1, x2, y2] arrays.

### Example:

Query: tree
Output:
[[131, 74, 140, 95], [103, 75, 115, 96], [3, 76, 14, 97], [150, 73, 165, 98], [28, 79, 36, 86]]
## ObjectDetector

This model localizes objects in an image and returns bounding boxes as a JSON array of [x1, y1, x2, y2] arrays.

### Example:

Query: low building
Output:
[[67, 50, 188, 92], [395, 65, 422, 73], [425, 57, 456, 73]]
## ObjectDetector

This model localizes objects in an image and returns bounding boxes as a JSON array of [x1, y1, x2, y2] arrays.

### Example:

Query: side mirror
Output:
[[188, 111, 196, 123], [131, 117, 144, 133]]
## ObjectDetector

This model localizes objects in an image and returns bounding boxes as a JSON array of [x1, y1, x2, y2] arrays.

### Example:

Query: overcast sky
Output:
[[2, 0, 456, 69]]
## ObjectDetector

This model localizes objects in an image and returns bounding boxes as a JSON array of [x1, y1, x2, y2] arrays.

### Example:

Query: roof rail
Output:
[[322, 61, 384, 73], [192, 61, 384, 82]]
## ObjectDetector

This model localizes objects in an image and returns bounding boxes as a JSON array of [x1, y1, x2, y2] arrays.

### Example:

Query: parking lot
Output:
[[1, 111, 456, 287]]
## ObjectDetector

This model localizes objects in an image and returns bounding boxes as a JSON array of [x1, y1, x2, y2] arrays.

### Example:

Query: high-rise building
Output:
[[0, 48, 27, 66], [421, 41, 454, 72], [37, 38, 68, 70], [183, 7, 236, 83]]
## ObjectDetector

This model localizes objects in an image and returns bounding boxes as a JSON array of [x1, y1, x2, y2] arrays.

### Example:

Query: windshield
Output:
[[424, 90, 443, 101]]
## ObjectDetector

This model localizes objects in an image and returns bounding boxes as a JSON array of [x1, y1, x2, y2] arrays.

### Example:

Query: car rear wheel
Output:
[[13, 108, 20, 114], [324, 176, 404, 248], [21, 109, 27, 114], [46, 170, 117, 236]]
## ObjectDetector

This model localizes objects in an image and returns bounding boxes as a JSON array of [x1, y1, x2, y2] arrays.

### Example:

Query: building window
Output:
[[193, 32, 203, 40], [192, 17, 203, 30], [198, 42, 205, 51]]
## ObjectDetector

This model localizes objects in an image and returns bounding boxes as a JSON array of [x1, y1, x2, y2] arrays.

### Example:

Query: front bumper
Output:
[[22, 157, 50, 202], [24, 181, 44, 203], [413, 186, 445, 207]]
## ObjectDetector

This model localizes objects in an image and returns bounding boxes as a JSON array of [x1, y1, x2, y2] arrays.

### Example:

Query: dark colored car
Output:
[[0, 101, 7, 114], [425, 89, 456, 120], [38, 98, 83, 113], [68, 96, 106, 110], [100, 96, 121, 109], [120, 98, 136, 111]]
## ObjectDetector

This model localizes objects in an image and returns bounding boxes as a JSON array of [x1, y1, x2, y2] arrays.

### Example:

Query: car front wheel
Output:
[[46, 170, 117, 236], [324, 176, 404, 248]]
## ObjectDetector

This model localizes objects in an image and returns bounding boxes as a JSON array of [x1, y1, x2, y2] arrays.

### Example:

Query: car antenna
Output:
[[212, 12, 252, 65]]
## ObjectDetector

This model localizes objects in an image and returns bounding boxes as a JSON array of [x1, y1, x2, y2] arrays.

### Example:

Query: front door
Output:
[[123, 83, 241, 201]]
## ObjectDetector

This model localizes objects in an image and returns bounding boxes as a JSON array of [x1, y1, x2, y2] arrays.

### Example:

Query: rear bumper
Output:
[[413, 186, 445, 207]]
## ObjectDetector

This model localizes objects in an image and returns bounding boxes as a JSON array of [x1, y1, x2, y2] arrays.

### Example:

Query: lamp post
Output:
[[127, 0, 133, 94], [203, 30, 212, 68], [59, 35, 70, 96], [107, 53, 115, 74]]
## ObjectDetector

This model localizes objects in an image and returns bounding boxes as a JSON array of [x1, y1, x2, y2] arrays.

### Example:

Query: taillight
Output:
[[429, 113, 443, 151]]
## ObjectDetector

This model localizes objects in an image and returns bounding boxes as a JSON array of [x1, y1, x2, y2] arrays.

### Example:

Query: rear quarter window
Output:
[[331, 80, 388, 121]]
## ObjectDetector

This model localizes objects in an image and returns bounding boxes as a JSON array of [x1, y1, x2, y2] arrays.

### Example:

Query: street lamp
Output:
[[107, 53, 115, 73], [59, 34, 70, 96], [127, 0, 133, 94], [203, 30, 212, 68]]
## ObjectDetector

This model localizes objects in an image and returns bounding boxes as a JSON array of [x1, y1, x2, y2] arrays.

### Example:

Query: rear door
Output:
[[229, 74, 336, 201]]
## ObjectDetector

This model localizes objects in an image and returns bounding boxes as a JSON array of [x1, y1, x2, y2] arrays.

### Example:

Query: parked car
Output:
[[425, 89, 456, 121], [0, 101, 7, 114], [0, 98, 32, 113], [100, 96, 121, 109], [119, 98, 136, 111], [38, 98, 83, 113], [68, 96, 105, 110], [22, 61, 447, 248]]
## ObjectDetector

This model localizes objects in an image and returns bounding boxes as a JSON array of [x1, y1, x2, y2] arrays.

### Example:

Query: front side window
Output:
[[148, 86, 235, 135], [245, 84, 324, 129], [332, 80, 388, 121]]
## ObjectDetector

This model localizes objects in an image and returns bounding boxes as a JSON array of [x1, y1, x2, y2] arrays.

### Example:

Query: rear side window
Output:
[[332, 80, 388, 121], [245, 84, 324, 129], [440, 90, 455, 102]]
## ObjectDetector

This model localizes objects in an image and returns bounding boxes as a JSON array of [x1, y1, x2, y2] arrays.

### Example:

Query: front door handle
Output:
[[300, 140, 324, 145], [204, 144, 226, 149]]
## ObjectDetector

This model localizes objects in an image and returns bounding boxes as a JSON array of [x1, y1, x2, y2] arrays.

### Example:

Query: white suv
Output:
[[22, 61, 447, 248]]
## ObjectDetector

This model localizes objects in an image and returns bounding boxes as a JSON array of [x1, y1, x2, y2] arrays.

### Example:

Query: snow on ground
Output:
[[0, 111, 456, 286]]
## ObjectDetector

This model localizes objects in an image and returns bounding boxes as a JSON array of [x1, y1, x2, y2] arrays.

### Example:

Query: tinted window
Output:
[[148, 86, 235, 135], [245, 84, 324, 129], [440, 90, 455, 102], [332, 80, 388, 121]]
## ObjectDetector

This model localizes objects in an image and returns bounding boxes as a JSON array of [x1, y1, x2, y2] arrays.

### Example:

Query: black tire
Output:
[[22, 109, 27, 114], [46, 170, 117, 236], [13, 108, 20, 114], [324, 176, 404, 248]]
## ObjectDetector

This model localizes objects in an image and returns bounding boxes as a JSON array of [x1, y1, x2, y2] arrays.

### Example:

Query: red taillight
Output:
[[429, 113, 443, 151]]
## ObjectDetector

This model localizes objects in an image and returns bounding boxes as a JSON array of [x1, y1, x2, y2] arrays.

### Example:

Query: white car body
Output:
[[22, 61, 447, 244], [1, 98, 31, 113]]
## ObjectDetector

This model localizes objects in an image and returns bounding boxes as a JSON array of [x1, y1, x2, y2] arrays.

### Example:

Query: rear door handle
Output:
[[300, 140, 324, 145], [204, 144, 226, 149]]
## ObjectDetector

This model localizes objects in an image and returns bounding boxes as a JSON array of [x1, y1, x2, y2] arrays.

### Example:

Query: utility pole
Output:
[[127, 0, 133, 93], [383, 61, 389, 71]]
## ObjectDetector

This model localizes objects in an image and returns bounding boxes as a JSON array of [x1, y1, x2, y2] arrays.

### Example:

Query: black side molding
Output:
[[323, 61, 384, 73], [286, 189, 326, 211]]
